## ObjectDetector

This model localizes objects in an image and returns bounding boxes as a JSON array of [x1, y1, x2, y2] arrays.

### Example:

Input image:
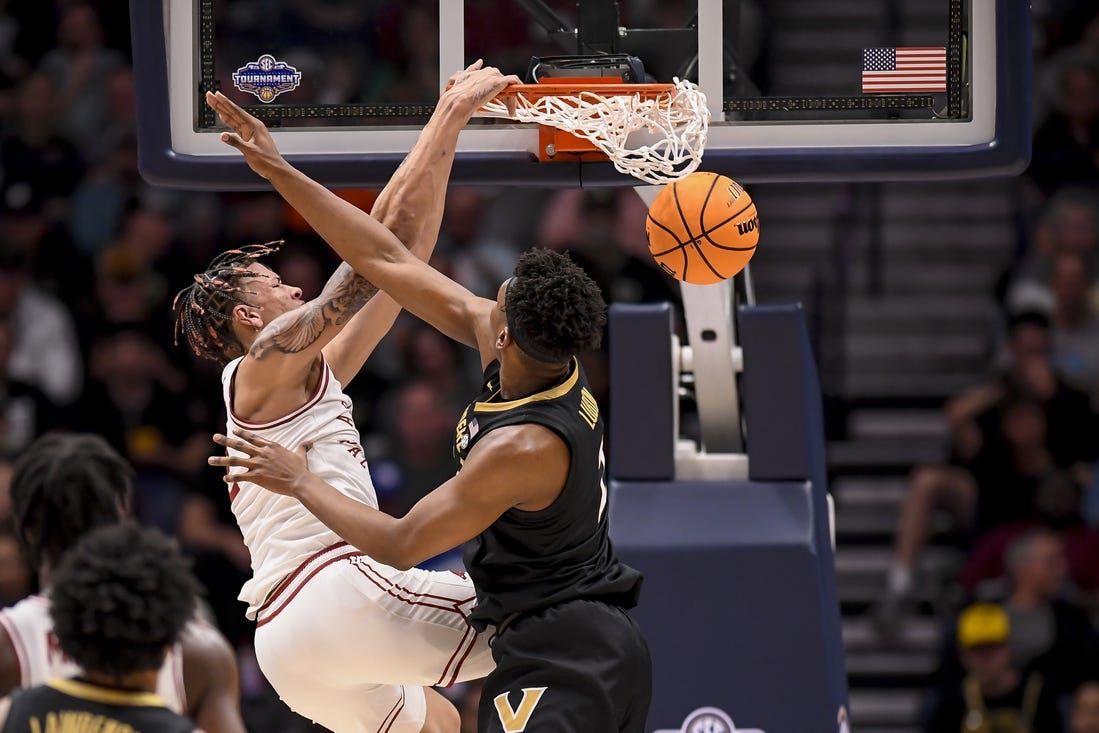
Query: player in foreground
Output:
[[0, 523, 204, 733], [0, 433, 244, 733], [207, 76, 652, 732], [177, 64, 517, 732]]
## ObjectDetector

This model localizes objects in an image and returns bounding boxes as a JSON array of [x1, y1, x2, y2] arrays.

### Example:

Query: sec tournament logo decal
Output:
[[653, 707, 766, 733], [232, 54, 301, 103]]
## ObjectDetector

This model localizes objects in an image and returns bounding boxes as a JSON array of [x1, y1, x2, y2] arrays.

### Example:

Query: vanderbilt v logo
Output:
[[493, 687, 547, 732]]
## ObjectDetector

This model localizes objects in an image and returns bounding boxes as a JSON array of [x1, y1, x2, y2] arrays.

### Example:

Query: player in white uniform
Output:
[[176, 63, 518, 733], [0, 433, 244, 733]]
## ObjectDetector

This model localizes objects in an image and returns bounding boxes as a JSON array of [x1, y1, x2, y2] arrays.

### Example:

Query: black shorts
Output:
[[478, 598, 652, 732]]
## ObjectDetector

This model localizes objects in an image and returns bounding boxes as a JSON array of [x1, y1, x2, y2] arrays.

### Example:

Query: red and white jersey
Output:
[[0, 595, 185, 712], [222, 356, 378, 618]]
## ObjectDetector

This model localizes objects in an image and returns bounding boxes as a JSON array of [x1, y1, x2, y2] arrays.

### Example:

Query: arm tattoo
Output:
[[250, 263, 379, 359]]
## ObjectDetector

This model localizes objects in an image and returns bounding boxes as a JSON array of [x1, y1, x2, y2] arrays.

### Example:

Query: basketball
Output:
[[645, 171, 759, 285]]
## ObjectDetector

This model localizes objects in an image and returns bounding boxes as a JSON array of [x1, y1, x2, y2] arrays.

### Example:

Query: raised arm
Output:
[[206, 64, 519, 364], [317, 66, 486, 384]]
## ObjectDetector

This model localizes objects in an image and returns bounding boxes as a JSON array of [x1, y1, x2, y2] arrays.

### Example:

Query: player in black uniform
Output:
[[206, 72, 650, 733], [214, 251, 651, 732], [0, 522, 202, 733]]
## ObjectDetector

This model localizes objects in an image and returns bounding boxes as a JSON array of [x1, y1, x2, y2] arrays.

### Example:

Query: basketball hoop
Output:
[[479, 78, 710, 186]]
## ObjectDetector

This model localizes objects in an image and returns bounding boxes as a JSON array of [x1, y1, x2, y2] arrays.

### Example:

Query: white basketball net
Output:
[[479, 79, 710, 186]]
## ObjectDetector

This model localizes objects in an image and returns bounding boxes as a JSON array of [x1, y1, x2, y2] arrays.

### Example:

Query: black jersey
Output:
[[1, 678, 193, 733], [455, 359, 642, 629]]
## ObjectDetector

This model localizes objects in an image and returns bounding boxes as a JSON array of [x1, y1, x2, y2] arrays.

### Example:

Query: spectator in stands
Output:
[[339, 316, 475, 434], [74, 327, 209, 533], [0, 177, 90, 312], [368, 380, 463, 516], [923, 603, 1064, 733], [0, 245, 82, 406], [83, 65, 135, 168], [1048, 251, 1099, 393], [538, 189, 620, 288], [998, 530, 1097, 693], [1074, 682, 1099, 733], [934, 528, 1099, 703], [435, 187, 520, 298], [0, 72, 85, 206], [879, 396, 1050, 629], [1037, 7, 1099, 128], [69, 133, 141, 255], [0, 318, 58, 454], [372, 1, 439, 104], [539, 188, 681, 311], [962, 471, 1099, 595], [222, 193, 285, 252], [89, 251, 162, 338], [38, 2, 125, 156], [969, 397, 1054, 532], [1029, 54, 1099, 196], [398, 324, 479, 405], [876, 312, 1098, 635], [607, 187, 683, 310], [97, 203, 180, 306], [1003, 188, 1099, 315]]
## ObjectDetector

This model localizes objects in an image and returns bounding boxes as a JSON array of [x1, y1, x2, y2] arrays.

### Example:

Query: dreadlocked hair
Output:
[[508, 248, 607, 362], [11, 433, 133, 572], [50, 522, 200, 678], [172, 241, 282, 364]]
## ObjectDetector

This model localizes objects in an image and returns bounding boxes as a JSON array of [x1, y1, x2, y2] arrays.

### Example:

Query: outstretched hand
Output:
[[210, 429, 311, 496], [444, 59, 522, 116], [205, 91, 288, 180]]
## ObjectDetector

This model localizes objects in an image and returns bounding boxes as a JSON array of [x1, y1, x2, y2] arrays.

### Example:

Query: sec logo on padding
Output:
[[653, 707, 766, 733]]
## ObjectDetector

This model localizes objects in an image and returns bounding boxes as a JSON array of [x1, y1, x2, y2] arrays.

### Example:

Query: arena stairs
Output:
[[729, 0, 1022, 728], [748, 176, 1015, 733]]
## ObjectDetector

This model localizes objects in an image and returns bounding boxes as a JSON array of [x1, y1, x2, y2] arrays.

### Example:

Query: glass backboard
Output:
[[131, 0, 1030, 189]]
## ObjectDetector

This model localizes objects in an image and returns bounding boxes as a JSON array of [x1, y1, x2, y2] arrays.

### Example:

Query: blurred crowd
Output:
[[0, 1, 687, 729], [5, 0, 1099, 731], [861, 3, 1099, 731]]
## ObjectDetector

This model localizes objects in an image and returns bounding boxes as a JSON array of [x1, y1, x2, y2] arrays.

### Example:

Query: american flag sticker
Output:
[[862, 47, 947, 93]]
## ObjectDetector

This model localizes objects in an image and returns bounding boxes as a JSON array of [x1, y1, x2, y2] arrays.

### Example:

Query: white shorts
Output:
[[253, 543, 494, 733]]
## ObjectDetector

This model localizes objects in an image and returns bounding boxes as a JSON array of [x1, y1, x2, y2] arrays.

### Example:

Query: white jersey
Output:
[[0, 595, 185, 712], [222, 356, 378, 617]]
